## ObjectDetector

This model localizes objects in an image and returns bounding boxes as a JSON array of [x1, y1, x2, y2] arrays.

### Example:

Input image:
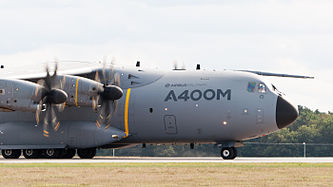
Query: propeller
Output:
[[35, 63, 68, 137], [173, 60, 186, 70], [93, 62, 123, 129], [173, 60, 178, 70]]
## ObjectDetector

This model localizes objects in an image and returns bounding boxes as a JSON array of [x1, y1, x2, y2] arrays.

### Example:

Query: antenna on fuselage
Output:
[[196, 64, 201, 70]]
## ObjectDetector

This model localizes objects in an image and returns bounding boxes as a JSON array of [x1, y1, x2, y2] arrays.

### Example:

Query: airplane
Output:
[[0, 61, 313, 159]]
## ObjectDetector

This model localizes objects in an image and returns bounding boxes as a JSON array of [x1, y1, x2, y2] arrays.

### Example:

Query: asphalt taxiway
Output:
[[0, 157, 333, 163]]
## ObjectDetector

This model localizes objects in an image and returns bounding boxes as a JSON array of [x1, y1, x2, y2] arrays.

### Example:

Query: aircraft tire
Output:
[[221, 147, 237, 160], [1, 149, 21, 159], [43, 149, 61, 159], [23, 149, 42, 159], [77, 148, 96, 159]]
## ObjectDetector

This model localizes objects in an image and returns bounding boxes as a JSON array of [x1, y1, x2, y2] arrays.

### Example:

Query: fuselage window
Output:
[[258, 83, 267, 93]]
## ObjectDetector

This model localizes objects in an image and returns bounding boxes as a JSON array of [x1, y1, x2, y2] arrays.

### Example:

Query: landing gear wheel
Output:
[[77, 148, 96, 159], [221, 147, 237, 160], [43, 149, 61, 159], [60, 149, 76, 159], [2, 149, 21, 159], [23, 149, 41, 159]]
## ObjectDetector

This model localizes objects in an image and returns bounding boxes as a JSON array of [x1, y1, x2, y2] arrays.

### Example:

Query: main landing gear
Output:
[[220, 147, 237, 160], [1, 148, 96, 159], [1, 149, 21, 159]]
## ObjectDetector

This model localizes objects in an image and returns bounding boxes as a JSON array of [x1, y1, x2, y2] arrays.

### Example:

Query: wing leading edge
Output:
[[237, 70, 314, 79]]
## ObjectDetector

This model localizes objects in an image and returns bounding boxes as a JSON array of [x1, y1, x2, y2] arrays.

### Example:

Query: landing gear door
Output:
[[164, 115, 177, 134]]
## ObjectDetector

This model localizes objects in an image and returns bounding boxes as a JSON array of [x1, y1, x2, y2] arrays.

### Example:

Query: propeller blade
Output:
[[173, 60, 178, 70], [105, 102, 111, 119], [46, 65, 50, 78], [51, 106, 60, 131], [37, 79, 46, 86], [34, 86, 40, 98], [56, 76, 67, 113], [35, 100, 42, 125], [59, 76, 66, 90], [102, 62, 107, 84], [92, 95, 100, 111], [96, 99, 113, 129], [94, 71, 101, 83], [113, 100, 118, 115], [51, 106, 56, 124], [112, 72, 121, 87], [43, 104, 50, 137], [52, 63, 60, 88], [34, 84, 46, 101], [96, 99, 106, 128], [92, 96, 97, 110], [57, 103, 66, 113], [111, 57, 116, 65], [54, 61, 58, 75], [45, 64, 55, 90], [105, 102, 112, 129], [108, 63, 114, 83], [43, 124, 49, 137]]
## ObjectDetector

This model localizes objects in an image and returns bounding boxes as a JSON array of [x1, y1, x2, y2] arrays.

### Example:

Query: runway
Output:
[[1, 157, 333, 163]]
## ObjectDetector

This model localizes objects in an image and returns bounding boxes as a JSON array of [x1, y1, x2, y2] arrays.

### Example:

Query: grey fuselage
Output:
[[0, 67, 297, 149]]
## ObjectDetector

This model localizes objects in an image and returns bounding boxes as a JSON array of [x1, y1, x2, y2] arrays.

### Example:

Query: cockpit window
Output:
[[247, 82, 256, 92], [258, 83, 267, 93]]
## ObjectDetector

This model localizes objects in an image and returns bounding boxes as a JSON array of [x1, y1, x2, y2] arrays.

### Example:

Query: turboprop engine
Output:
[[53, 75, 123, 108], [0, 79, 60, 112], [0, 75, 123, 113]]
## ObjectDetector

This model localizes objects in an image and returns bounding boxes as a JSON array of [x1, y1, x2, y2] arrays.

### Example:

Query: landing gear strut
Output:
[[221, 147, 237, 160]]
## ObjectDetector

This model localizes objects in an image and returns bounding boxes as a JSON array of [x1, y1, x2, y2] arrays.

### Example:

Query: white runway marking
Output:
[[0, 157, 333, 164]]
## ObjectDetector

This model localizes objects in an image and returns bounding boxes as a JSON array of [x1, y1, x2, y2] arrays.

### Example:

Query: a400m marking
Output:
[[164, 89, 231, 102]]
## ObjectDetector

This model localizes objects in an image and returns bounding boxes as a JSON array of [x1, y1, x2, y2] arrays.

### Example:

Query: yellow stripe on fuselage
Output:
[[124, 88, 132, 138], [75, 78, 79, 107]]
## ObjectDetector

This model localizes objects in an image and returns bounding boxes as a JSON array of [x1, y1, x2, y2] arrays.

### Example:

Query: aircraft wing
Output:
[[237, 70, 314, 79], [0, 61, 99, 80]]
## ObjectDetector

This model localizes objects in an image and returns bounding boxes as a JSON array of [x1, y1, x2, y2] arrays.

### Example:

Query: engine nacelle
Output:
[[0, 75, 109, 112], [58, 75, 103, 107], [0, 79, 42, 112]]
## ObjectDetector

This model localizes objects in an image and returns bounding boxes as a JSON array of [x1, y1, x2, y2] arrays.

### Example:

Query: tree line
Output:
[[97, 106, 333, 157]]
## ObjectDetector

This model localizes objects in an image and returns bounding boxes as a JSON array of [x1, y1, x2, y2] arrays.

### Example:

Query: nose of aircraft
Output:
[[276, 96, 299, 129]]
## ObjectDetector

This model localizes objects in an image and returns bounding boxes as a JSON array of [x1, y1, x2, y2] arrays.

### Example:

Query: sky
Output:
[[0, 0, 332, 112]]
